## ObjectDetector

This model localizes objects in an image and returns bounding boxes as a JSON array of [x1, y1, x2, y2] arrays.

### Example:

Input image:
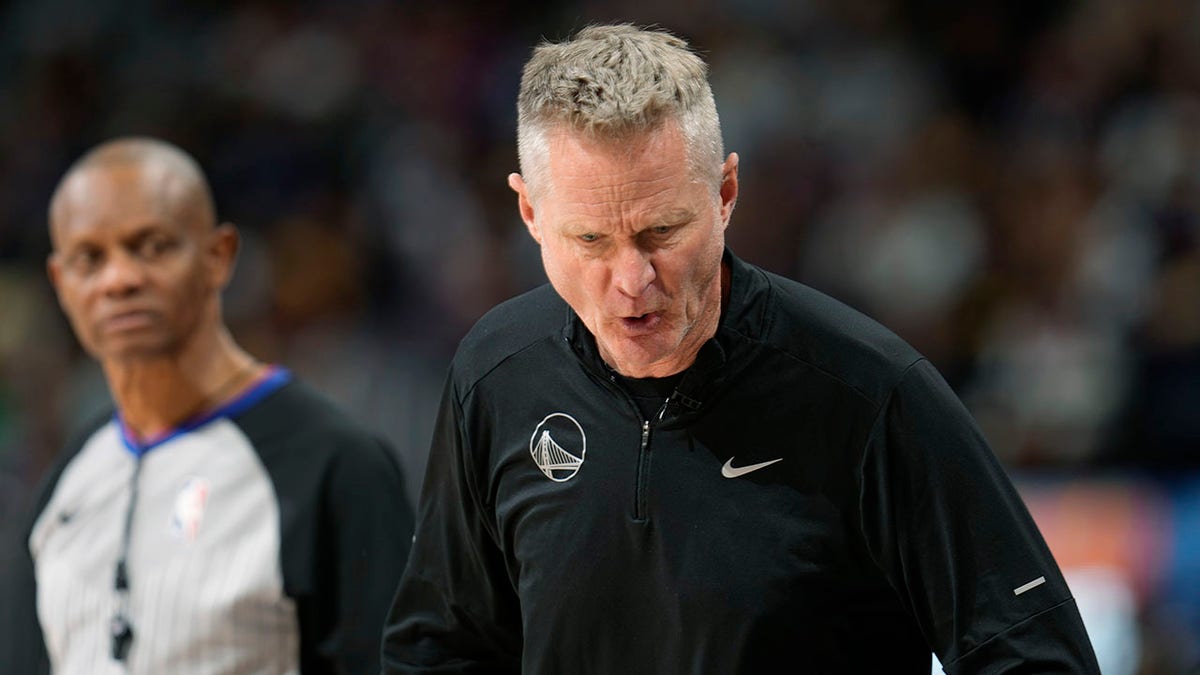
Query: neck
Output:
[[103, 326, 264, 441]]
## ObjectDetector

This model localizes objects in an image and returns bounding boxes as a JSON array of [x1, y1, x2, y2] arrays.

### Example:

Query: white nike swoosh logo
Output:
[[721, 457, 783, 478]]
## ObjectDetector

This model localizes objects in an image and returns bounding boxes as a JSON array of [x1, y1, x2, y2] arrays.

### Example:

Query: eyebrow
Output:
[[656, 208, 696, 227], [59, 220, 175, 249], [562, 207, 698, 234], [120, 223, 173, 239]]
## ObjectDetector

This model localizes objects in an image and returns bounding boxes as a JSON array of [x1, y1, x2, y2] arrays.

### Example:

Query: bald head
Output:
[[46, 137, 241, 364], [49, 137, 217, 244]]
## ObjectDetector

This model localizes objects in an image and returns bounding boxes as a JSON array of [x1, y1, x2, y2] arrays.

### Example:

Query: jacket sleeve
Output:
[[0, 504, 51, 674], [858, 359, 1100, 674], [381, 370, 523, 674], [326, 429, 415, 672], [301, 431, 415, 675]]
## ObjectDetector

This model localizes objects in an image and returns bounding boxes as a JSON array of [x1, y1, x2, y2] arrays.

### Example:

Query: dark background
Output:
[[1, 1, 1198, 672]]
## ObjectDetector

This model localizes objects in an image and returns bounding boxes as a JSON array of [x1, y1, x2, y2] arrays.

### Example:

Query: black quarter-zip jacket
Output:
[[383, 250, 1099, 674]]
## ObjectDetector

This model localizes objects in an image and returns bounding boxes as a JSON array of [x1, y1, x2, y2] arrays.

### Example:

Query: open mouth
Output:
[[618, 312, 662, 334]]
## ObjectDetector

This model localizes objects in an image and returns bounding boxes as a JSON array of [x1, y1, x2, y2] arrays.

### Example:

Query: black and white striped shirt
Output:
[[7, 368, 412, 674]]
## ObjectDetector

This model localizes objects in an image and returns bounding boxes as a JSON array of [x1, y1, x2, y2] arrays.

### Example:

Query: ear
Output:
[[508, 173, 541, 245], [719, 152, 739, 230], [46, 251, 62, 295], [207, 222, 241, 289]]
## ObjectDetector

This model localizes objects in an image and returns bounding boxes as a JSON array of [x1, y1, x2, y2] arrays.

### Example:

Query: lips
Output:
[[617, 312, 663, 335], [100, 309, 159, 333]]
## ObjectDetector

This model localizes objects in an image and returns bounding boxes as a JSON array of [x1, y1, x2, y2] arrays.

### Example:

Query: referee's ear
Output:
[[206, 221, 240, 290], [46, 250, 64, 302]]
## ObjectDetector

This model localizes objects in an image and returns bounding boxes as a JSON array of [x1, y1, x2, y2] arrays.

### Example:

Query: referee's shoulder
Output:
[[235, 378, 395, 465]]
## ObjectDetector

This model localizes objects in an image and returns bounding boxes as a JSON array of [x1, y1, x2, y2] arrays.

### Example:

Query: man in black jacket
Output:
[[382, 24, 1099, 673]]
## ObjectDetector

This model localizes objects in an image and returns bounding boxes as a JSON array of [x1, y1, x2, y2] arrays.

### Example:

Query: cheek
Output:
[[670, 234, 723, 296], [541, 244, 605, 306], [539, 242, 565, 285], [164, 267, 210, 325], [57, 287, 101, 350], [58, 286, 92, 325]]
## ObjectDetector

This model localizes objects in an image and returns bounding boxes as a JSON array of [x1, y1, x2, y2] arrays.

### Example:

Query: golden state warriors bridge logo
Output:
[[530, 413, 586, 482]]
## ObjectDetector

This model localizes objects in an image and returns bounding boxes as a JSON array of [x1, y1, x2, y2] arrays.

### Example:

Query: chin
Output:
[[98, 339, 177, 362], [607, 347, 671, 378]]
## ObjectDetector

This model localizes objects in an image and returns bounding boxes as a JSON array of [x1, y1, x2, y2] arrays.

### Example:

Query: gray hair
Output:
[[516, 24, 724, 198]]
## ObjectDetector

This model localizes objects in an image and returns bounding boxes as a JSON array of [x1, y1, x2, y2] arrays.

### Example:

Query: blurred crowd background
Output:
[[0, 0, 1197, 672]]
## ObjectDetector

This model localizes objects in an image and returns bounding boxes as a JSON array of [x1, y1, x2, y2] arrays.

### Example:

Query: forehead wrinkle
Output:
[[550, 168, 706, 234], [560, 184, 675, 220], [552, 158, 681, 199], [560, 201, 698, 236], [540, 118, 705, 234]]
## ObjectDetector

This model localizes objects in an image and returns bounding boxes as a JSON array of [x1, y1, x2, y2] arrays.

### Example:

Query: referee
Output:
[[1, 137, 412, 674]]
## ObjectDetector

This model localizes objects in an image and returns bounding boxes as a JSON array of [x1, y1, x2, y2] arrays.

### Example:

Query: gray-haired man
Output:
[[381, 24, 1099, 674]]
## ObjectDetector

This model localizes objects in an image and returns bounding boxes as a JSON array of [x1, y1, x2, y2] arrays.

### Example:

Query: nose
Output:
[[98, 251, 147, 297], [611, 245, 656, 299]]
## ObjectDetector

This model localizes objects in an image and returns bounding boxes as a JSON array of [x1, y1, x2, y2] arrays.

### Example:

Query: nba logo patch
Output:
[[169, 477, 210, 542]]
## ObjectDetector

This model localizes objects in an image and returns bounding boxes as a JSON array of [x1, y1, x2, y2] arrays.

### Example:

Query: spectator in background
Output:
[[0, 137, 412, 674], [382, 24, 1099, 673]]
